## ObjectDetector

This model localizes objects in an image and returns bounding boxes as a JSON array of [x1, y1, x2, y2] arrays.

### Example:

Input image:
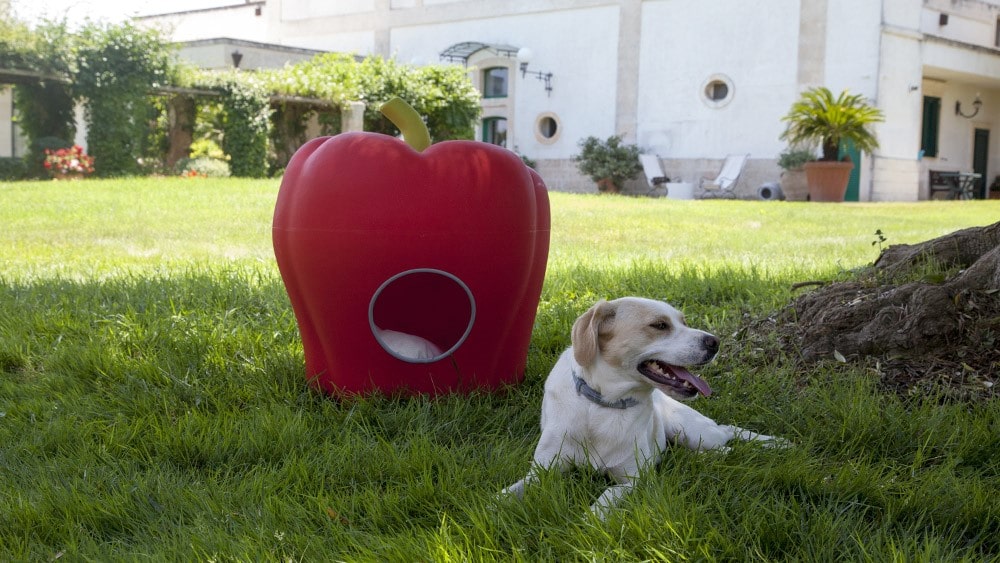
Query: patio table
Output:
[[937, 171, 982, 200]]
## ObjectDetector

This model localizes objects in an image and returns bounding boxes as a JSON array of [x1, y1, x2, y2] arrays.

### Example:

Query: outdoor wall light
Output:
[[955, 94, 982, 118], [231, 50, 244, 69], [516, 47, 553, 96]]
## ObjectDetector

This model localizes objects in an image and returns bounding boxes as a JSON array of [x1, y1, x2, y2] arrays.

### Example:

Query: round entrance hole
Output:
[[368, 268, 476, 363]]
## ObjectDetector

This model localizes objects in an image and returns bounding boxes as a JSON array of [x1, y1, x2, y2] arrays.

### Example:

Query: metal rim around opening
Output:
[[368, 268, 477, 364]]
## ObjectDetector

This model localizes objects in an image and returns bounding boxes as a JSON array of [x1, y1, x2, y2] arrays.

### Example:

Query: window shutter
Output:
[[921, 96, 940, 158]]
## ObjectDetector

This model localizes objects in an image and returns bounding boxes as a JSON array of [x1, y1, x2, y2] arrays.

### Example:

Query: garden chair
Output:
[[640, 154, 670, 196], [699, 153, 749, 198]]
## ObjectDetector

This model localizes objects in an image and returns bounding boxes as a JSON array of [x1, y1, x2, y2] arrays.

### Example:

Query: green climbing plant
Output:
[[210, 73, 271, 178], [262, 54, 480, 142], [1, 20, 77, 177], [352, 56, 480, 141], [74, 22, 172, 177], [410, 64, 481, 141], [2, 16, 481, 179]]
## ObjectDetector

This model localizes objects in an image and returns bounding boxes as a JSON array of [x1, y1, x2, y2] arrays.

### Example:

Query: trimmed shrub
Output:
[[175, 156, 231, 178], [0, 157, 28, 181]]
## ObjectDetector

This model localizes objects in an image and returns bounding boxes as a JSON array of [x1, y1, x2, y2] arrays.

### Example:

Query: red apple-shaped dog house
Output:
[[272, 98, 550, 396]]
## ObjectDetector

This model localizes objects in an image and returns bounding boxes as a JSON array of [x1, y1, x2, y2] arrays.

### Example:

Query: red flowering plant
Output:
[[43, 145, 96, 178]]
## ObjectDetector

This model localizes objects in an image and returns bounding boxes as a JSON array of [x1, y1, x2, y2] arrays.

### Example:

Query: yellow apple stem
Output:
[[379, 97, 431, 152]]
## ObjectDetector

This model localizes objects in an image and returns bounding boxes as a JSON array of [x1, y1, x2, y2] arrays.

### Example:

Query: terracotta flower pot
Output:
[[804, 161, 854, 202], [780, 168, 809, 201], [596, 177, 621, 193], [52, 172, 84, 181]]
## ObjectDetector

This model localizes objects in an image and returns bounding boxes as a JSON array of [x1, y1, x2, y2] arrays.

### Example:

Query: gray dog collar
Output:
[[572, 369, 639, 409]]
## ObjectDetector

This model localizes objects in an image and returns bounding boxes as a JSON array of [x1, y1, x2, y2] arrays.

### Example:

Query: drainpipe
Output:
[[869, 0, 886, 202], [10, 91, 15, 158]]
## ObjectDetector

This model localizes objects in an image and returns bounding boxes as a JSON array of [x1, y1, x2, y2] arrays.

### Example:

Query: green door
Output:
[[839, 140, 861, 202], [973, 129, 989, 199]]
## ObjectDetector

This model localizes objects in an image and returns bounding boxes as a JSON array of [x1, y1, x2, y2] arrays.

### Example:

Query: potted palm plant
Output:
[[573, 135, 643, 193], [779, 87, 884, 202]]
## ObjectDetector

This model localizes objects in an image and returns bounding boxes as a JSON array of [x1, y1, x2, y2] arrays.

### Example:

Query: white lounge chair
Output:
[[699, 153, 749, 198], [640, 154, 670, 196]]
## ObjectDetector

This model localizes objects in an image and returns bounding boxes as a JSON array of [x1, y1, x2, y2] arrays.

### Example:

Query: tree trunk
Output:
[[769, 221, 1000, 399], [874, 222, 1000, 289], [166, 95, 196, 169], [272, 104, 312, 171]]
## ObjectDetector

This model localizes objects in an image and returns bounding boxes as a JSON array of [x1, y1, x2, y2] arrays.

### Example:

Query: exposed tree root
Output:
[[753, 221, 1000, 401]]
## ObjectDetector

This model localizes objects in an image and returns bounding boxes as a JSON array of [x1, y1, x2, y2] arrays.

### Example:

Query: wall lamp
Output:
[[516, 47, 553, 96], [955, 94, 982, 119], [231, 50, 244, 69]]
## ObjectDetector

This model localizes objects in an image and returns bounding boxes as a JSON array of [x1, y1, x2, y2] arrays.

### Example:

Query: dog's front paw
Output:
[[501, 479, 528, 501], [732, 427, 792, 449], [753, 433, 793, 449], [758, 436, 795, 448], [489, 484, 525, 515]]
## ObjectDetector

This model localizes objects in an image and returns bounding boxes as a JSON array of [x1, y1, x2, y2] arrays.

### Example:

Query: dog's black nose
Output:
[[702, 334, 719, 354]]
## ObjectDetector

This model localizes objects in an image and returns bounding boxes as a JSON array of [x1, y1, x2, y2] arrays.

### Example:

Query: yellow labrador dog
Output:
[[504, 297, 784, 518]]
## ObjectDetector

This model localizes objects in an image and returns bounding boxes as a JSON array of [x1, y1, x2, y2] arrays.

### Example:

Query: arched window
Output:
[[482, 117, 507, 147], [482, 67, 509, 98]]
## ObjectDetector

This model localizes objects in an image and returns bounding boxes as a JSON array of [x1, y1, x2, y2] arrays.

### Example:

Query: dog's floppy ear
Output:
[[572, 300, 615, 367]]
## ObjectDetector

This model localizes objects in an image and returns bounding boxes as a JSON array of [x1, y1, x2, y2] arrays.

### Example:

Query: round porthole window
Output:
[[534, 112, 561, 144], [701, 74, 734, 108]]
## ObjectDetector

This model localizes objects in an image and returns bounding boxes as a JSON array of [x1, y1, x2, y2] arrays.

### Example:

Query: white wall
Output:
[[282, 0, 374, 19], [876, 29, 924, 162], [391, 5, 621, 160], [940, 84, 992, 170], [0, 87, 21, 158], [636, 0, 800, 159], [825, 0, 881, 97], [177, 41, 322, 70], [920, 78, 997, 196], [925, 36, 1000, 78], [287, 30, 377, 54], [127, 0, 999, 199], [922, 0, 1000, 49], [870, 28, 923, 201], [919, 18, 1000, 198], [883, 0, 923, 31], [139, 4, 269, 44]]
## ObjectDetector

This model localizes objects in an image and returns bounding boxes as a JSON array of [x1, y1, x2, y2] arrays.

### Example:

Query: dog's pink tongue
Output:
[[666, 365, 713, 397]]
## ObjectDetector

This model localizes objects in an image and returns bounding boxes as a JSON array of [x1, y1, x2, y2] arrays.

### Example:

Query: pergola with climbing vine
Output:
[[0, 19, 481, 179]]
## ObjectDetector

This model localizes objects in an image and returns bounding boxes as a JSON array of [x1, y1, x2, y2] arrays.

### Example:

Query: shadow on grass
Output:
[[1, 265, 998, 559]]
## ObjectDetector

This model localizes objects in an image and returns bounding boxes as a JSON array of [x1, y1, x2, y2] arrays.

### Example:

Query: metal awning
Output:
[[439, 42, 519, 65]]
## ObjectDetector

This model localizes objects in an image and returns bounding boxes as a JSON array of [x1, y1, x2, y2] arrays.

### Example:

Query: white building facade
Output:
[[4, 0, 999, 200]]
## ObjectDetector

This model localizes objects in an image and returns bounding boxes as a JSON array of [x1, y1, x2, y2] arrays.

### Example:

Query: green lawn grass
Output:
[[2, 178, 999, 560]]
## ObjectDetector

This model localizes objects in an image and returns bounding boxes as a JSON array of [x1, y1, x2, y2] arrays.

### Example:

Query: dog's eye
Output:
[[649, 321, 670, 331]]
